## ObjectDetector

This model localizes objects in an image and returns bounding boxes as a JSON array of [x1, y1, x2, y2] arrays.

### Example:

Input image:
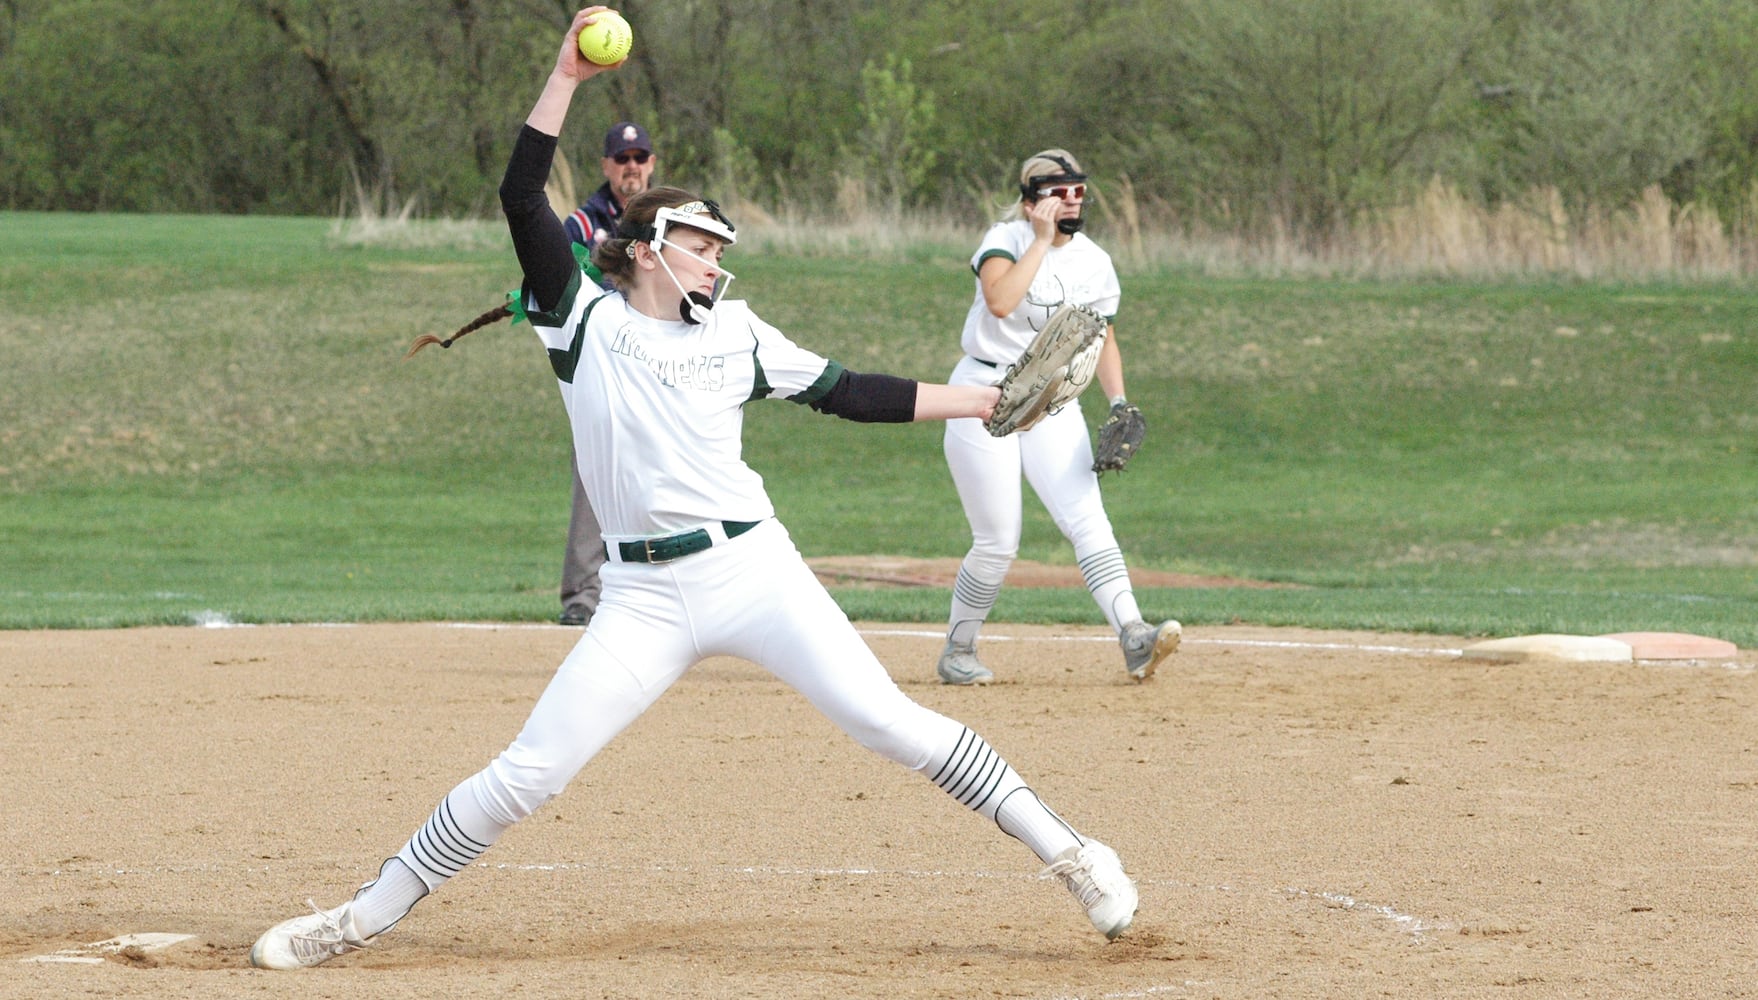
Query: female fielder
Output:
[[936, 151, 1181, 686], [249, 8, 1138, 969]]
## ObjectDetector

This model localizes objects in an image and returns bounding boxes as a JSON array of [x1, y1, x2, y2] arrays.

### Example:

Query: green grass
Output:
[[3, 211, 1755, 643]]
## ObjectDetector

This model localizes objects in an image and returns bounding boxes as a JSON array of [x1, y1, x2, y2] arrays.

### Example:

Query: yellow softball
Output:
[[577, 11, 633, 66]]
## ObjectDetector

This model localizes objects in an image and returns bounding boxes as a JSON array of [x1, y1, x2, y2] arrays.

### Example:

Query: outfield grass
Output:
[[2, 212, 1754, 643]]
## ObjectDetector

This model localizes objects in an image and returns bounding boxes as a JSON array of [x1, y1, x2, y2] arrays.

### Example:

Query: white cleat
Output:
[[249, 899, 372, 970], [1121, 619, 1181, 681], [1044, 841, 1139, 940]]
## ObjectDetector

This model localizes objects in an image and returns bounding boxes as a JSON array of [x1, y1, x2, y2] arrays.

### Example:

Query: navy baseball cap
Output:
[[603, 122, 652, 157]]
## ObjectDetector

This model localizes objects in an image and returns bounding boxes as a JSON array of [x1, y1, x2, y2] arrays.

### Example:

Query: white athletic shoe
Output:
[[937, 641, 994, 685], [1043, 840, 1139, 940], [249, 899, 372, 970], [1121, 619, 1181, 680]]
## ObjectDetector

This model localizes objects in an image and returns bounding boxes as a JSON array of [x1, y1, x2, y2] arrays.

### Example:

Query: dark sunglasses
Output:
[[1035, 183, 1086, 201], [612, 150, 652, 165]]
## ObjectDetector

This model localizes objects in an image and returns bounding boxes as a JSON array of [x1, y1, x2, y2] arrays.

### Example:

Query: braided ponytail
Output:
[[405, 303, 514, 358]]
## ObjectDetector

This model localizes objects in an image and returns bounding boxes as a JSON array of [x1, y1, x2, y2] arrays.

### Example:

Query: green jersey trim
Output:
[[789, 360, 845, 405], [747, 338, 771, 403], [972, 247, 1016, 275], [525, 267, 585, 330], [547, 292, 605, 384]]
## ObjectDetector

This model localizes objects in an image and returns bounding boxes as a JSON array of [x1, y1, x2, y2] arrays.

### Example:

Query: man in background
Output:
[[562, 121, 655, 256], [557, 121, 657, 626]]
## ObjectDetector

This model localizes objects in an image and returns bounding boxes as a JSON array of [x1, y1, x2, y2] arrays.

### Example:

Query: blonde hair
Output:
[[1005, 148, 1086, 220]]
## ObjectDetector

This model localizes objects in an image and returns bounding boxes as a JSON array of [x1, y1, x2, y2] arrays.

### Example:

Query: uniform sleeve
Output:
[[969, 222, 1019, 275], [742, 309, 842, 403]]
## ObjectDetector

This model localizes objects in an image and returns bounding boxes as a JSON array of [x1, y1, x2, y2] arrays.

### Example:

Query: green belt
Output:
[[611, 520, 762, 564]]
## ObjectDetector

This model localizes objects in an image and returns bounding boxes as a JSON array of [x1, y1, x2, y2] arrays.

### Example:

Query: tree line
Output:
[[4, 0, 1757, 239]]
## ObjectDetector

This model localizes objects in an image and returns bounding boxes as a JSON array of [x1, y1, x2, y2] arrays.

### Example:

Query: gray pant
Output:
[[560, 452, 605, 618]]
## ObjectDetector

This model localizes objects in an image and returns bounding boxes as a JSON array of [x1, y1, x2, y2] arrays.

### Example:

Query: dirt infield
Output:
[[2, 622, 1754, 998]]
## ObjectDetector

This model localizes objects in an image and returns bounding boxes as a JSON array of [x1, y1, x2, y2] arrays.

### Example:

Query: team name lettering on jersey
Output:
[[610, 326, 728, 391], [1024, 274, 1070, 330]]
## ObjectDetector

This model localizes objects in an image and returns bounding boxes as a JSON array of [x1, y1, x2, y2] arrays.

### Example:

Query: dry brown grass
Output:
[[1363, 179, 1748, 280], [328, 167, 1758, 280], [1099, 178, 1757, 279]]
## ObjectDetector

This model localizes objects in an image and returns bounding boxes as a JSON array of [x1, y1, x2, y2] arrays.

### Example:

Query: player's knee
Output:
[[478, 749, 577, 824], [1059, 514, 1118, 553], [852, 704, 963, 770], [837, 706, 939, 769], [963, 546, 1017, 581]]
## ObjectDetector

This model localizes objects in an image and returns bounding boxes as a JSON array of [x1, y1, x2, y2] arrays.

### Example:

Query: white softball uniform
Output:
[[495, 282, 959, 795], [263, 121, 1122, 951], [944, 220, 1138, 638], [374, 280, 1079, 911], [958, 220, 1120, 366], [532, 288, 829, 537]]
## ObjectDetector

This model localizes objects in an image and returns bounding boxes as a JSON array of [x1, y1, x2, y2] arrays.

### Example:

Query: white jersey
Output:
[[523, 273, 841, 542], [958, 219, 1121, 367]]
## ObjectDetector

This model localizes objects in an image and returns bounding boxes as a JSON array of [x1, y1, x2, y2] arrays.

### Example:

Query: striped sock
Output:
[[347, 857, 428, 939], [1077, 547, 1139, 631], [993, 788, 1081, 864], [346, 784, 505, 938], [928, 727, 1017, 819], [926, 727, 1079, 863], [400, 787, 499, 889], [948, 560, 1003, 647]]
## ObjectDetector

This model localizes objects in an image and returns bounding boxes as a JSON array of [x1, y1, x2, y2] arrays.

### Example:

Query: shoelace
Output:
[[1042, 854, 1104, 908], [290, 900, 358, 961]]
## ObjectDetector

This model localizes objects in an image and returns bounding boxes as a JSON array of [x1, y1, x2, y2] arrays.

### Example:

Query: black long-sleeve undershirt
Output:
[[498, 124, 576, 314], [812, 369, 917, 423]]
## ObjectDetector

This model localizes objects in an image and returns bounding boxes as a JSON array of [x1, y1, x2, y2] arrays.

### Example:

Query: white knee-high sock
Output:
[[994, 788, 1082, 863], [349, 781, 506, 938], [347, 857, 427, 939], [1078, 547, 1140, 631], [925, 727, 1080, 863], [948, 559, 1003, 647]]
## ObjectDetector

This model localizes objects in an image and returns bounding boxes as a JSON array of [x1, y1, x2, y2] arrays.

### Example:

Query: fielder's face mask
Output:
[[631, 200, 738, 324], [1020, 155, 1089, 235]]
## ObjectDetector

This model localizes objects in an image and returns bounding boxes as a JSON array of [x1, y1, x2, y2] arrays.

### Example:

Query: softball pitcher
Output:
[[938, 150, 1181, 686], [249, 9, 1138, 969]]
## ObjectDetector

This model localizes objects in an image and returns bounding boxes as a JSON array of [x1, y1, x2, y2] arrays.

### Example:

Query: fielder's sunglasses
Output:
[[1036, 183, 1087, 201]]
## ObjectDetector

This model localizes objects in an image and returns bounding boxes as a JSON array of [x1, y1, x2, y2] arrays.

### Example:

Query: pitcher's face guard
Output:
[[644, 200, 738, 323]]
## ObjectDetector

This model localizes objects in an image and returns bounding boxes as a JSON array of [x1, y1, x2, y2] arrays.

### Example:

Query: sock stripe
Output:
[[408, 798, 491, 882], [930, 727, 1012, 813], [945, 741, 997, 802], [437, 798, 493, 851], [1077, 549, 1129, 590], [410, 827, 470, 880], [953, 567, 1001, 610], [928, 728, 977, 787]]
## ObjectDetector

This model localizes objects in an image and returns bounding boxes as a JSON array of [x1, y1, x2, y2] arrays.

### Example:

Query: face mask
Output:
[[636, 201, 739, 324]]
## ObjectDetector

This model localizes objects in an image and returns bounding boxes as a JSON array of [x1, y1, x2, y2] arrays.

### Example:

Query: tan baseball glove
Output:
[[1092, 400, 1146, 473], [983, 303, 1108, 437]]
